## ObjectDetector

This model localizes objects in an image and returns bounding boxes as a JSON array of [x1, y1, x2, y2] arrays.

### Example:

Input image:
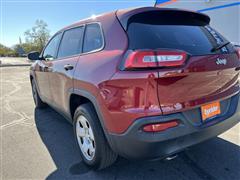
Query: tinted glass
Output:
[[83, 24, 103, 53], [58, 26, 84, 58], [128, 23, 232, 55], [43, 33, 61, 60]]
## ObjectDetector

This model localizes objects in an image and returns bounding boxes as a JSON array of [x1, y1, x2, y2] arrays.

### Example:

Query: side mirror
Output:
[[28, 51, 40, 61]]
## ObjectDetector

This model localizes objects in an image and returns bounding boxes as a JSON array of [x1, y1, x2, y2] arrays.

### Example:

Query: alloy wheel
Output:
[[75, 115, 96, 161]]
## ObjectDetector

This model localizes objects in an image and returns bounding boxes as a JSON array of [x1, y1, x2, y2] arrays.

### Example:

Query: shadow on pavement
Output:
[[35, 107, 240, 180]]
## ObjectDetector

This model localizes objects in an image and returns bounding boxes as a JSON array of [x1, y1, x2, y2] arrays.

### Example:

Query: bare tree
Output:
[[24, 19, 50, 52]]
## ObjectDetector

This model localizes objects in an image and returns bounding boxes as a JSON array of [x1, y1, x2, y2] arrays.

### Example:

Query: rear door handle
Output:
[[64, 64, 74, 71]]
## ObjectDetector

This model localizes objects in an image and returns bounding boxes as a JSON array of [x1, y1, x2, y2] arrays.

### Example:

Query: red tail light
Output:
[[142, 120, 179, 132], [235, 47, 240, 60], [123, 50, 187, 69]]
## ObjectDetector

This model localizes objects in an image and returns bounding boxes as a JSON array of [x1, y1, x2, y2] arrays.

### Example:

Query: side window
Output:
[[58, 26, 84, 58], [43, 33, 62, 60], [83, 23, 103, 53]]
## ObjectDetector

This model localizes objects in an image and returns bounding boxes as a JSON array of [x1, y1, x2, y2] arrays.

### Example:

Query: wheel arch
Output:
[[69, 93, 93, 120], [69, 89, 116, 151], [30, 74, 33, 81], [29, 73, 41, 96], [69, 89, 106, 131]]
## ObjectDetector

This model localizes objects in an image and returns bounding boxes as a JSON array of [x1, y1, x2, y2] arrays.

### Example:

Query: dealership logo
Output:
[[216, 58, 227, 65], [204, 105, 218, 116]]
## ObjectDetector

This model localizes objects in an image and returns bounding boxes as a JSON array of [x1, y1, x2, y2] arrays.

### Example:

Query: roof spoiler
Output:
[[116, 7, 210, 31]]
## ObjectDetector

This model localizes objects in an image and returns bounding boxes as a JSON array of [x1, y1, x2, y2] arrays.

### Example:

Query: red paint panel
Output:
[[98, 71, 162, 133], [157, 53, 240, 114]]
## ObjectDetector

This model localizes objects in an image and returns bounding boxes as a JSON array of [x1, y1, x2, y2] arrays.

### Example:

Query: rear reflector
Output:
[[143, 120, 179, 132], [123, 50, 187, 69]]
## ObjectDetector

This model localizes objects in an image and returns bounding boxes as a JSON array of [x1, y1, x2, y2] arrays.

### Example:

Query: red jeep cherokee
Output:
[[29, 7, 240, 169]]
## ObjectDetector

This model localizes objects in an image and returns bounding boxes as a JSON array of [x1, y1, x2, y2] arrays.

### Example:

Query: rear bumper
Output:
[[107, 93, 240, 159]]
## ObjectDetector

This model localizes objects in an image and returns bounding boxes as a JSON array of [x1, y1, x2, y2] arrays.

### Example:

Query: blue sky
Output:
[[1, 0, 155, 47]]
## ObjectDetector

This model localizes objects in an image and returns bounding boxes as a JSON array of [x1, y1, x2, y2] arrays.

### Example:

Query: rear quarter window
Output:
[[83, 23, 104, 53]]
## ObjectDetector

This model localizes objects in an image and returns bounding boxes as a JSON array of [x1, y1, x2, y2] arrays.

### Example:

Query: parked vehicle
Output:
[[29, 7, 240, 170]]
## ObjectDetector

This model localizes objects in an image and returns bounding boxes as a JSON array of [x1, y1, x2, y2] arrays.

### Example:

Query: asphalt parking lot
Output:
[[0, 65, 240, 180]]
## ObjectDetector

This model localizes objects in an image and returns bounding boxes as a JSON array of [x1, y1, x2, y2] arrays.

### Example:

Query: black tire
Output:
[[73, 103, 117, 170], [31, 79, 47, 108]]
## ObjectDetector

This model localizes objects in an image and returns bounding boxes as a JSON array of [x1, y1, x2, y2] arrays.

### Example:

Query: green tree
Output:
[[24, 19, 50, 52], [0, 44, 16, 57]]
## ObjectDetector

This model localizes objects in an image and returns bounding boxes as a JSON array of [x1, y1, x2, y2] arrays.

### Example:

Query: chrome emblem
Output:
[[216, 58, 227, 65]]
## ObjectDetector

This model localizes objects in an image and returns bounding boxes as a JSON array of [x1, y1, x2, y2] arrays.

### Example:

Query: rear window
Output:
[[127, 12, 234, 55]]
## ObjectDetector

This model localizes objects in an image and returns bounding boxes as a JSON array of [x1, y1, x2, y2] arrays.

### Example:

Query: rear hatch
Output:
[[117, 8, 240, 118]]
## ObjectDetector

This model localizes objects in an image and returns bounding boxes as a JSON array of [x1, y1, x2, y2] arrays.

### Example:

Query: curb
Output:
[[0, 64, 31, 67]]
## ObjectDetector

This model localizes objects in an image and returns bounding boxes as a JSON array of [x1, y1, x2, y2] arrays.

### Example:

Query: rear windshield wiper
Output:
[[211, 41, 230, 52]]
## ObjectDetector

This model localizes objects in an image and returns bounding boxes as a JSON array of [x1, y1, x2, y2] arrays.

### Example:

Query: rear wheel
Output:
[[31, 80, 46, 108], [73, 103, 117, 170]]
